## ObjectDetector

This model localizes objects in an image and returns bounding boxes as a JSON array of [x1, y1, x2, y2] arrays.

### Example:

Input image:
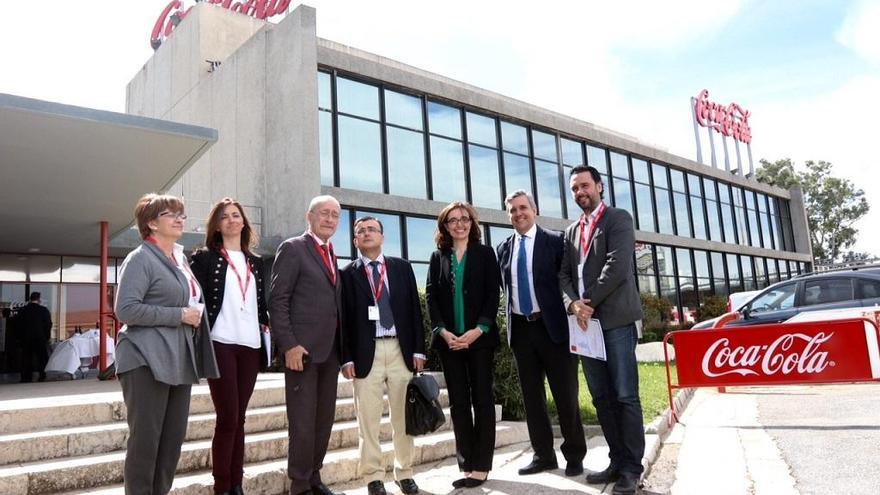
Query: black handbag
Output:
[[405, 373, 446, 436]]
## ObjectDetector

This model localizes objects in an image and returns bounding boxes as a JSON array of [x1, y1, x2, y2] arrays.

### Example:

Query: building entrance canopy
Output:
[[0, 93, 217, 256]]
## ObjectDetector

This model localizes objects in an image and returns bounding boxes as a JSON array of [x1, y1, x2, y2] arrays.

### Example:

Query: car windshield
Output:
[[748, 283, 797, 314]]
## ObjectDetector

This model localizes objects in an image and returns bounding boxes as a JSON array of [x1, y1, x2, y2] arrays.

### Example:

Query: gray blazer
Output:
[[559, 206, 643, 330], [115, 242, 219, 385], [269, 233, 342, 364]]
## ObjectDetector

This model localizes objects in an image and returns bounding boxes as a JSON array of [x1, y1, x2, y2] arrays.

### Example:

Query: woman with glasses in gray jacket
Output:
[[115, 193, 219, 495]]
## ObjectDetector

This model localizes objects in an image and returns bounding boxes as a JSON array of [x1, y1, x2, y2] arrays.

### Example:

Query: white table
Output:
[[45, 330, 115, 377]]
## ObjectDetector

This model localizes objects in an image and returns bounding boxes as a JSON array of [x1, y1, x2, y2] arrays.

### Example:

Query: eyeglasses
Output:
[[158, 211, 187, 221], [445, 216, 472, 226], [355, 226, 382, 236]]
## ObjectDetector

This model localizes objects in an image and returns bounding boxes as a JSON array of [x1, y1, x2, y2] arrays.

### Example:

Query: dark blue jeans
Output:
[[581, 323, 644, 475]]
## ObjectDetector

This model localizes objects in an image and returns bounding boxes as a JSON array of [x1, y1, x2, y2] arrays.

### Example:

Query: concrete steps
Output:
[[0, 390, 450, 465], [0, 372, 529, 495], [61, 422, 528, 495]]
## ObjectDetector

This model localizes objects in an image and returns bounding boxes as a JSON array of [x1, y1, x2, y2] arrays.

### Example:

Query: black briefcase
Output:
[[405, 373, 446, 436]]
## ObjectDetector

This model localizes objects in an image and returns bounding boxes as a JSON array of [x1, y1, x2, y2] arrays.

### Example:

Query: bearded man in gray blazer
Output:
[[558, 166, 644, 495], [270, 195, 344, 495]]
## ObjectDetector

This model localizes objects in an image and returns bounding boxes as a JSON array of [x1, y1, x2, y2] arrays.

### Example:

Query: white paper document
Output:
[[568, 316, 606, 361], [261, 329, 272, 365]]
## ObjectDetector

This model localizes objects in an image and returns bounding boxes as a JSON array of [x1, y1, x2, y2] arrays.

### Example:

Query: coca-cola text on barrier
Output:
[[662, 317, 880, 422]]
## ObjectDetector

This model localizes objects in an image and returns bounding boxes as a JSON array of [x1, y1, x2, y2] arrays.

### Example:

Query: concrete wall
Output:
[[788, 187, 813, 264], [126, 4, 318, 252], [264, 5, 321, 244]]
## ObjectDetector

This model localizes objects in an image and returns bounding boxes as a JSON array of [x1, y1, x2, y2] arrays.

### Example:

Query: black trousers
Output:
[[510, 314, 586, 465], [439, 346, 495, 472], [20, 340, 48, 382]]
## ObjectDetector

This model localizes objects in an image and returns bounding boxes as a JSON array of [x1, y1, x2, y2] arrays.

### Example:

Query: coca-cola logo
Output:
[[151, 0, 290, 49], [701, 332, 835, 378], [693, 89, 752, 144]]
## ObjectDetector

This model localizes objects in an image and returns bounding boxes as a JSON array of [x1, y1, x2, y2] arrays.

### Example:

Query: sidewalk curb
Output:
[[642, 387, 695, 480]]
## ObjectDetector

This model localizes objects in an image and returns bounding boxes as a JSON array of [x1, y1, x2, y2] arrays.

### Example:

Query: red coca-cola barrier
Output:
[[662, 315, 880, 422]]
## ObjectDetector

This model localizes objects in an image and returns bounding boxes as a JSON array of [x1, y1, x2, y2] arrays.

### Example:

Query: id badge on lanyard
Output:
[[577, 203, 605, 297]]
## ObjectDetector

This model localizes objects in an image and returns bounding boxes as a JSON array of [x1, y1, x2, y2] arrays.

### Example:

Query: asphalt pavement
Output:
[[644, 383, 880, 495]]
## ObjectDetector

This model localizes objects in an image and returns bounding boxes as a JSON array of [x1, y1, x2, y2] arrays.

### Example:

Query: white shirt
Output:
[[361, 254, 396, 338], [341, 253, 426, 371], [509, 224, 541, 315], [172, 243, 201, 306], [211, 249, 260, 349]]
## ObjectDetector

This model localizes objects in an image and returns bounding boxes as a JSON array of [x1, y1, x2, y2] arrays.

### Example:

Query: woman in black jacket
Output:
[[425, 201, 501, 489], [190, 198, 269, 495]]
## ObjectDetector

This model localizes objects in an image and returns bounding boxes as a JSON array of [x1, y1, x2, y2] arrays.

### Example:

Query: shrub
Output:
[[696, 295, 728, 322], [640, 293, 673, 331]]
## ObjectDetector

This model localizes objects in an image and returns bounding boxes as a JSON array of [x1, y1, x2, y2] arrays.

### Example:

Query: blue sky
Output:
[[2, 0, 877, 257]]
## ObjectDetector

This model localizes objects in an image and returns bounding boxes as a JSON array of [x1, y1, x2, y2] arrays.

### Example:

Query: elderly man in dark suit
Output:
[[497, 190, 586, 477], [270, 195, 344, 495], [559, 166, 644, 495], [339, 216, 426, 495]]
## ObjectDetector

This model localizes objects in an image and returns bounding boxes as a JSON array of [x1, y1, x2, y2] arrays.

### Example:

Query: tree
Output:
[[756, 159, 870, 264]]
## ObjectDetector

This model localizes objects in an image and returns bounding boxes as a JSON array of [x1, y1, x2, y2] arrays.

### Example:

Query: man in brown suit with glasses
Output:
[[270, 195, 344, 495]]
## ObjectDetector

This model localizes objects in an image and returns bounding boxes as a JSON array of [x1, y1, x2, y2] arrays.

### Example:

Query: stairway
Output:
[[0, 373, 528, 494]]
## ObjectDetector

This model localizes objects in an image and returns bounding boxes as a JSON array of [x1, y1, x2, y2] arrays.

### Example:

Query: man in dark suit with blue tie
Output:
[[497, 190, 586, 477], [339, 216, 425, 495]]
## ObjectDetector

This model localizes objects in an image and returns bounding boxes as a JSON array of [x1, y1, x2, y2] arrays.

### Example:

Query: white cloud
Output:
[[836, 0, 880, 65], [750, 75, 880, 257]]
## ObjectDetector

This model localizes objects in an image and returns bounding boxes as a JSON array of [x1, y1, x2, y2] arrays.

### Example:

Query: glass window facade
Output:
[[386, 126, 426, 199], [315, 70, 804, 308]]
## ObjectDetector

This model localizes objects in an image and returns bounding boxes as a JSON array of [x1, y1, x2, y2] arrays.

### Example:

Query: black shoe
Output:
[[311, 483, 341, 495], [564, 462, 583, 477], [452, 478, 469, 489], [231, 486, 244, 495], [518, 459, 558, 475], [395, 478, 419, 494], [611, 473, 639, 495], [586, 466, 620, 484], [463, 476, 487, 488], [367, 480, 386, 495]]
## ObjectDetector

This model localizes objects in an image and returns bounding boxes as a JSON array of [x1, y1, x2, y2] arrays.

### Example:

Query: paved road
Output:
[[757, 384, 880, 495], [643, 383, 880, 495]]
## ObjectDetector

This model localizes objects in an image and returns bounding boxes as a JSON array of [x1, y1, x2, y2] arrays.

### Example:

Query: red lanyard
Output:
[[219, 247, 252, 307], [363, 260, 387, 303], [579, 202, 606, 261], [146, 236, 198, 300], [313, 240, 337, 284]]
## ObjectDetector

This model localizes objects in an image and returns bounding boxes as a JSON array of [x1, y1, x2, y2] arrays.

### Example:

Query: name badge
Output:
[[368, 305, 380, 321]]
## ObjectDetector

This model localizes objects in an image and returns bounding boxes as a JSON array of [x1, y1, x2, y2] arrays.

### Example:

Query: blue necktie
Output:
[[370, 260, 395, 329], [517, 236, 533, 316]]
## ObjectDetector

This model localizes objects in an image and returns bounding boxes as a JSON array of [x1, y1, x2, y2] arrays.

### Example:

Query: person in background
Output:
[[558, 166, 645, 495], [17, 291, 51, 382], [115, 193, 219, 495], [191, 197, 269, 495], [339, 216, 425, 495], [497, 190, 586, 477], [425, 201, 501, 489]]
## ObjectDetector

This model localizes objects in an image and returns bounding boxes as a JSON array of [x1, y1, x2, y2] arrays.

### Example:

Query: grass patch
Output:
[[547, 362, 676, 424]]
